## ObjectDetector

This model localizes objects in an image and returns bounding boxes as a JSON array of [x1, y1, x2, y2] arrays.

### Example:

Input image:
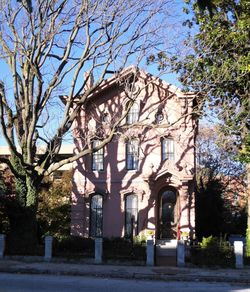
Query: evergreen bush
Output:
[[191, 236, 234, 267]]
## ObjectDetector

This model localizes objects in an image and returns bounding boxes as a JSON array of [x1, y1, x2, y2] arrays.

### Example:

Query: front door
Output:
[[158, 188, 178, 239]]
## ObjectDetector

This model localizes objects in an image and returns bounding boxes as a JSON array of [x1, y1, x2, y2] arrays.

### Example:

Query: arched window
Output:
[[92, 140, 104, 171], [126, 139, 139, 170], [125, 194, 138, 237], [162, 137, 174, 161], [126, 102, 139, 124], [90, 194, 103, 237]]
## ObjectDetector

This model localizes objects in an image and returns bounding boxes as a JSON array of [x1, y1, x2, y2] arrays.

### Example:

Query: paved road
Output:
[[0, 273, 250, 292]]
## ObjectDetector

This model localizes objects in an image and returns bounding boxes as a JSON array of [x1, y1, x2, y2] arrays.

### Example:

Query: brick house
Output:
[[70, 67, 197, 242]]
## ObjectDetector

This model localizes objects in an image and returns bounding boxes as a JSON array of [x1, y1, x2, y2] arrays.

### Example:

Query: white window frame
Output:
[[162, 137, 175, 161], [92, 140, 104, 171], [126, 139, 139, 170], [126, 102, 139, 125]]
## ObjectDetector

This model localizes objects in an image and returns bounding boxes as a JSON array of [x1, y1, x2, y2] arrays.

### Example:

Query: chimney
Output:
[[84, 71, 94, 90]]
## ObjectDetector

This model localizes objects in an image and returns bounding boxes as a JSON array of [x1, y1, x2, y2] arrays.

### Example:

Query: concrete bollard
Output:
[[0, 234, 5, 258], [234, 241, 244, 269], [146, 239, 154, 266], [95, 238, 103, 264], [44, 236, 53, 262], [177, 240, 185, 267]]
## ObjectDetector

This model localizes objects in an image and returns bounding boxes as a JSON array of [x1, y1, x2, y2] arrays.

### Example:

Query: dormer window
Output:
[[162, 137, 174, 161], [126, 102, 139, 125]]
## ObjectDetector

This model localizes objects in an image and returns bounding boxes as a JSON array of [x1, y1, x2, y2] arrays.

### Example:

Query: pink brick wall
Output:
[[71, 69, 197, 240]]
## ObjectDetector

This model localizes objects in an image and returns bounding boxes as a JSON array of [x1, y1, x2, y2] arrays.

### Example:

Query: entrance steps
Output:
[[155, 239, 177, 266]]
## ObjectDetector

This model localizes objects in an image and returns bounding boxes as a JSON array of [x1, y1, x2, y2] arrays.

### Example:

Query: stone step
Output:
[[156, 246, 176, 256], [155, 255, 177, 266], [156, 239, 177, 258], [156, 239, 177, 247], [155, 239, 178, 266]]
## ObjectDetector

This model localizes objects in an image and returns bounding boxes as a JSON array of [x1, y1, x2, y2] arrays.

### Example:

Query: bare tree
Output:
[[0, 0, 173, 246]]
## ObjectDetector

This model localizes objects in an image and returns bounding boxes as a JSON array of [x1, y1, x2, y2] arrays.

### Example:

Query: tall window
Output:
[[162, 137, 174, 161], [160, 190, 177, 238], [92, 140, 104, 171], [126, 139, 139, 170], [126, 102, 139, 124], [90, 194, 103, 237], [125, 194, 138, 237]]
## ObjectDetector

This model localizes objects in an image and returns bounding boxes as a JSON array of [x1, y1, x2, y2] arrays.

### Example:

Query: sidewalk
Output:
[[0, 257, 250, 283]]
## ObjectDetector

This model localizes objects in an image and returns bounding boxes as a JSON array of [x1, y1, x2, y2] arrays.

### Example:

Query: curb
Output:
[[0, 266, 250, 284]]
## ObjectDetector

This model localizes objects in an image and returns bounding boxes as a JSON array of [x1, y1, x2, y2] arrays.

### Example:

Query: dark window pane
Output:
[[90, 194, 103, 237], [162, 202, 174, 223], [125, 195, 138, 237], [126, 139, 139, 170], [162, 191, 176, 204]]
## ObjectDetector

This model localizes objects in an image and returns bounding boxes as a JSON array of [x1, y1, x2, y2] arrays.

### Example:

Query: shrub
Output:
[[103, 237, 146, 261], [37, 171, 72, 241], [191, 236, 234, 267], [246, 229, 250, 257], [51, 236, 147, 261], [53, 236, 94, 258], [133, 234, 147, 245]]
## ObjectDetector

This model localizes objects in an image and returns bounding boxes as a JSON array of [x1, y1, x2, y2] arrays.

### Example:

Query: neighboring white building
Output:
[[0, 145, 74, 178]]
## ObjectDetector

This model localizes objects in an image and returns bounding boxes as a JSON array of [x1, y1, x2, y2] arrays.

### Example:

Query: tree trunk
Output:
[[247, 164, 250, 256]]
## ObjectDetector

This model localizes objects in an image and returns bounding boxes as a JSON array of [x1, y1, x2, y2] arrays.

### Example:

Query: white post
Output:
[[44, 236, 53, 262], [0, 234, 5, 258], [146, 239, 154, 266], [177, 240, 185, 267], [95, 238, 103, 264], [234, 241, 244, 269]]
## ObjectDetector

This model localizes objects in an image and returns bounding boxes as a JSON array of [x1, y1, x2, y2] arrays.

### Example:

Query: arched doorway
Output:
[[158, 187, 179, 239]]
